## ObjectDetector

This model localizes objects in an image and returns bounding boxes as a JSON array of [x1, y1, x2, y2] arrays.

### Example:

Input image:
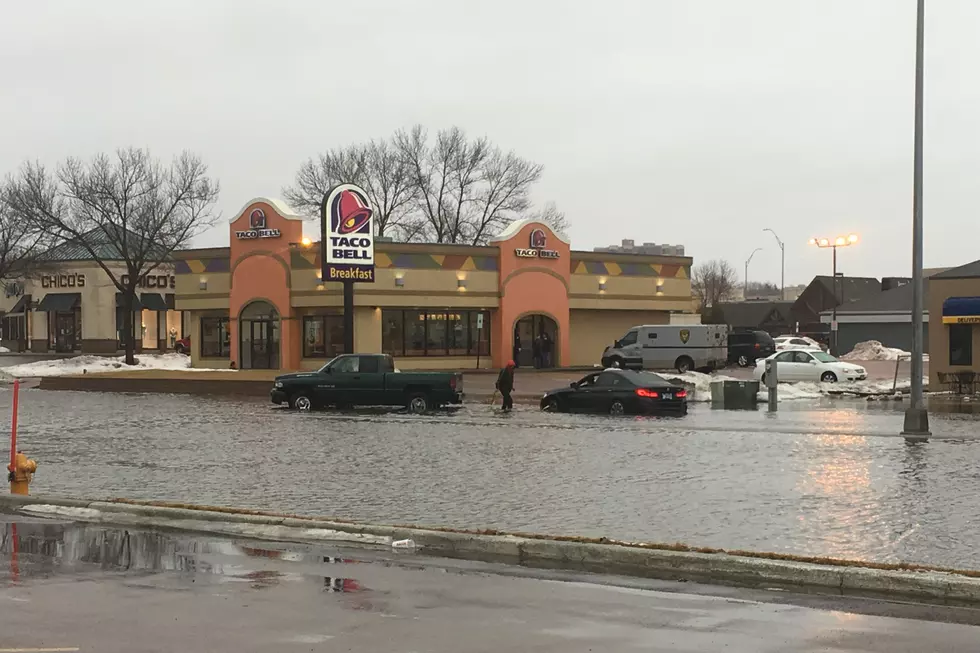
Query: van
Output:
[[727, 330, 776, 367], [600, 325, 728, 373]]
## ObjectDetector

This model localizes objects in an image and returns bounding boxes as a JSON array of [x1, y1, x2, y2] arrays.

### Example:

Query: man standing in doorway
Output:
[[496, 360, 516, 412], [541, 331, 553, 368]]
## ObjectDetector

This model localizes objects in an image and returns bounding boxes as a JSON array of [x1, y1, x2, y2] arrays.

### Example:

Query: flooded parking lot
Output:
[[9, 387, 980, 569]]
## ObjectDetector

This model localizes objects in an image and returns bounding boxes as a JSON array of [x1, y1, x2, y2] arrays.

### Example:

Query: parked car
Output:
[[774, 335, 823, 352], [175, 336, 190, 355], [727, 330, 776, 367], [753, 349, 867, 384], [271, 353, 463, 413], [600, 325, 728, 373], [540, 369, 688, 416]]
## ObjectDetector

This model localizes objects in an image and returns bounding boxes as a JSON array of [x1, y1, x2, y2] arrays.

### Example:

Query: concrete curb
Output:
[[4, 494, 980, 605]]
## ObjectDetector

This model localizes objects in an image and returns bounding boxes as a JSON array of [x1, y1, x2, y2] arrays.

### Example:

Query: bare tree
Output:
[[692, 259, 738, 312], [395, 125, 544, 245], [284, 138, 420, 240], [6, 148, 219, 364], [524, 201, 570, 240], [0, 186, 55, 293]]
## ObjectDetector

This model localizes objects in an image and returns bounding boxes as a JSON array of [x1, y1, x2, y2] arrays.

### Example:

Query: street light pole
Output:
[[763, 229, 785, 300], [809, 234, 859, 355], [745, 248, 763, 299], [904, 0, 930, 437]]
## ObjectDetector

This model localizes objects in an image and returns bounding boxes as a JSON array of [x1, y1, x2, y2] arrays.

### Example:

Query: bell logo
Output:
[[530, 229, 547, 249], [332, 189, 373, 235], [249, 208, 267, 229], [679, 329, 690, 344]]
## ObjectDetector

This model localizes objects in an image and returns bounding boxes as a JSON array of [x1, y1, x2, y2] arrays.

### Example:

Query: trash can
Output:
[[710, 380, 760, 409]]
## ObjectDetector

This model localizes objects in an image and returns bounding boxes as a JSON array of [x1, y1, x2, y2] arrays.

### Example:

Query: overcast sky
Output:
[[2, 0, 978, 285]]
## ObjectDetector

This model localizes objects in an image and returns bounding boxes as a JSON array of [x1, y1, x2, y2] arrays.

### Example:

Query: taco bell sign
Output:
[[321, 184, 375, 283]]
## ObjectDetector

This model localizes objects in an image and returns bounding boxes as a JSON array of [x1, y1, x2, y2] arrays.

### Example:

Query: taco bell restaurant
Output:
[[173, 197, 696, 371]]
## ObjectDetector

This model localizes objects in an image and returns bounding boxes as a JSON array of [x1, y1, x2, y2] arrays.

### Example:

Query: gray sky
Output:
[[2, 0, 977, 285]]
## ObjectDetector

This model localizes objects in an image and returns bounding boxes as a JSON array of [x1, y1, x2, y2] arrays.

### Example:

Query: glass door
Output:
[[248, 319, 280, 369], [54, 312, 77, 353]]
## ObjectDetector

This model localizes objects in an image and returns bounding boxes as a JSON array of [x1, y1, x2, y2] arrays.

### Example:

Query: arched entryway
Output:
[[513, 314, 559, 368], [239, 301, 280, 369]]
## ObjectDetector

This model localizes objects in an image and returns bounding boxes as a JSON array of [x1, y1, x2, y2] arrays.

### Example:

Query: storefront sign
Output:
[[41, 273, 85, 289], [515, 228, 559, 259], [322, 184, 375, 283], [943, 316, 980, 324], [234, 208, 281, 240], [122, 274, 176, 289]]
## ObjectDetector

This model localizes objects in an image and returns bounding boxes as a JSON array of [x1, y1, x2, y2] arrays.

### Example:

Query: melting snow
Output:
[[1, 353, 233, 378]]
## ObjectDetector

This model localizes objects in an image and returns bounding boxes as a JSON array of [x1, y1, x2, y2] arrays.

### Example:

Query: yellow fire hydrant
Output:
[[8, 451, 37, 496]]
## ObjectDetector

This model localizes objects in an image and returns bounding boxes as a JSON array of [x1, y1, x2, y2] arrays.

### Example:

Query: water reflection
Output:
[[0, 522, 363, 594]]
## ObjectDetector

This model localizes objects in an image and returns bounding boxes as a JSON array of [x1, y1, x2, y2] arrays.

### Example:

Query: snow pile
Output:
[[1, 353, 234, 378], [0, 347, 9, 353], [841, 340, 909, 361]]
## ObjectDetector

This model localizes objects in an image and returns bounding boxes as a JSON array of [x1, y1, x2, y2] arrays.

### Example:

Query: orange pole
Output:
[[7, 379, 18, 478]]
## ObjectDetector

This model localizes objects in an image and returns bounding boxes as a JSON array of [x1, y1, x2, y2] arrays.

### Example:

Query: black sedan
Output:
[[540, 369, 688, 416]]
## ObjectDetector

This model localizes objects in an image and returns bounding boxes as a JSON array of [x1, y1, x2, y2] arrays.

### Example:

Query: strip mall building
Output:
[[174, 198, 695, 370]]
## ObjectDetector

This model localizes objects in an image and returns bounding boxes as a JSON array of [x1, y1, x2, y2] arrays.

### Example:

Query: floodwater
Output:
[[8, 387, 980, 569]]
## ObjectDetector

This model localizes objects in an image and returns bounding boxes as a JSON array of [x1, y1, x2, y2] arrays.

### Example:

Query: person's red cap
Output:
[[506, 360, 515, 367]]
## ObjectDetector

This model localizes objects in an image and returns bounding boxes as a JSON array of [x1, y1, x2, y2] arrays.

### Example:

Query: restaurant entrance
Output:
[[239, 301, 280, 369]]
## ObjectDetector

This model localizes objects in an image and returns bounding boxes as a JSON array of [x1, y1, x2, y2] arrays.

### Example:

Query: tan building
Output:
[[174, 197, 696, 370], [928, 261, 980, 389], [0, 241, 182, 353]]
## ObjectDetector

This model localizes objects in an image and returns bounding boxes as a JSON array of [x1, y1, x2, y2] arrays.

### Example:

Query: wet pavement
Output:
[[3, 518, 980, 652], [8, 387, 980, 569]]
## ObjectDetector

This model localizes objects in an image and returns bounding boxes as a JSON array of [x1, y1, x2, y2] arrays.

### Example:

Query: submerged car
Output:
[[754, 349, 867, 384], [540, 369, 688, 416]]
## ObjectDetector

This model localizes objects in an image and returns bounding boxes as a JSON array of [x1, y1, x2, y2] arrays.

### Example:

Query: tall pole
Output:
[[905, 0, 930, 437], [745, 248, 762, 300], [763, 229, 786, 300], [832, 246, 838, 355]]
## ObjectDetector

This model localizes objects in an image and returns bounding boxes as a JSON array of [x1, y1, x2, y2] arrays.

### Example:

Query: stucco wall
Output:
[[568, 309, 671, 367]]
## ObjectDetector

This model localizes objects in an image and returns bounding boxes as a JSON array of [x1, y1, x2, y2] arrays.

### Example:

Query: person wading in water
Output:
[[495, 360, 516, 411]]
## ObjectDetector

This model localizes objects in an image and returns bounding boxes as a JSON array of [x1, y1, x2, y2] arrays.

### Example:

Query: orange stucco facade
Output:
[[176, 197, 695, 371]]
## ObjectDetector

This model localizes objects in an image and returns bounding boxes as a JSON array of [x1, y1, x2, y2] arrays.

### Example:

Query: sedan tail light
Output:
[[754, 343, 760, 349], [675, 389, 687, 398], [635, 388, 659, 398]]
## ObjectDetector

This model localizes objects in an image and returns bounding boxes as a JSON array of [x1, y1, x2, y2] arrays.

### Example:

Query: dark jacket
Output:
[[496, 367, 514, 392]]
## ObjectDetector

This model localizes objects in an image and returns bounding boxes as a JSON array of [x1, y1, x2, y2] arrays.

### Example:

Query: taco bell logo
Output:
[[234, 206, 281, 240], [322, 184, 376, 283], [515, 226, 560, 260]]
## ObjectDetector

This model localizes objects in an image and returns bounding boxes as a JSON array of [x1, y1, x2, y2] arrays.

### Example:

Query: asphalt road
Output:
[[2, 517, 980, 652]]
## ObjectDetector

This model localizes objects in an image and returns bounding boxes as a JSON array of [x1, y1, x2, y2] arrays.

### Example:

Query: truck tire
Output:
[[609, 356, 624, 369], [675, 356, 694, 373], [406, 393, 430, 414], [291, 393, 313, 412]]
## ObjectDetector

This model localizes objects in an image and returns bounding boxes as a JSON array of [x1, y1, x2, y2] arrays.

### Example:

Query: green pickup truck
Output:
[[270, 353, 463, 413]]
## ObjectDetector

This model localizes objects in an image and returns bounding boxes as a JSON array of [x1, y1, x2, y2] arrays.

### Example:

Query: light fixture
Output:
[[457, 278, 467, 290], [810, 234, 860, 249], [598, 280, 607, 291], [301, 236, 312, 247], [395, 277, 405, 287], [316, 270, 322, 280], [198, 278, 208, 290], [847, 233, 859, 244]]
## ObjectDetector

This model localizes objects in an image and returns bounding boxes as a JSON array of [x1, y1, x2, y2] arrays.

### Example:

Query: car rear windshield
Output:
[[628, 371, 669, 385]]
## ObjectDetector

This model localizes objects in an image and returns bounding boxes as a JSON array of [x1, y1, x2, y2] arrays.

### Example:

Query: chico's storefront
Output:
[[175, 198, 695, 370], [0, 261, 182, 354]]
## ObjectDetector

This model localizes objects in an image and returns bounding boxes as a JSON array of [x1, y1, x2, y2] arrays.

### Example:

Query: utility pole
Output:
[[904, 0, 930, 438], [763, 229, 785, 300]]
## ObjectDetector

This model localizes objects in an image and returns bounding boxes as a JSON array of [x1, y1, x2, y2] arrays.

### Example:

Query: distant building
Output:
[[594, 239, 685, 257]]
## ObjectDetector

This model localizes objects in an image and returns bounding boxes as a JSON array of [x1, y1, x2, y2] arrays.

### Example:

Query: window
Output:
[[359, 356, 380, 373], [774, 351, 795, 363], [596, 372, 625, 387], [200, 317, 230, 357], [383, 310, 405, 356], [382, 309, 491, 357], [792, 352, 813, 363], [949, 324, 973, 366], [648, 332, 658, 340], [303, 314, 344, 358], [618, 331, 638, 347], [331, 356, 359, 373], [426, 311, 448, 354]]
